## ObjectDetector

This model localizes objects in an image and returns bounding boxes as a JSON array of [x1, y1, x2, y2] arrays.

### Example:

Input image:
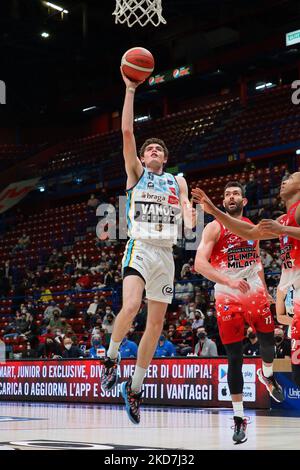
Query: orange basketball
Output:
[[121, 47, 155, 82]]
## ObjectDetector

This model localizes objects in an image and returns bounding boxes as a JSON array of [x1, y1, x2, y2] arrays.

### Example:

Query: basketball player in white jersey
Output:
[[101, 68, 196, 424]]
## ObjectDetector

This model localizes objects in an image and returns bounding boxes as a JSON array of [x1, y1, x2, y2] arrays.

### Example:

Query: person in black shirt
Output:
[[274, 328, 291, 358], [243, 327, 260, 356]]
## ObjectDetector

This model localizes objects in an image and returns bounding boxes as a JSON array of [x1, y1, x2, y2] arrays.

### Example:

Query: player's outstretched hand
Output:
[[228, 278, 250, 294], [257, 219, 283, 236], [191, 188, 217, 215], [120, 67, 145, 89]]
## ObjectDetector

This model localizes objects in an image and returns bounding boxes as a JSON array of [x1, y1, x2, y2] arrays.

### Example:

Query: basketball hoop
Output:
[[113, 0, 167, 28]]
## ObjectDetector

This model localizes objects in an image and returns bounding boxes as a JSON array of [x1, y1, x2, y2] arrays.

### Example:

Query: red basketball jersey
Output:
[[210, 217, 261, 280], [279, 200, 300, 290]]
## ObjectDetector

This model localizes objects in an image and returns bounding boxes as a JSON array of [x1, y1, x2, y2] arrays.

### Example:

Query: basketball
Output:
[[121, 47, 155, 82]]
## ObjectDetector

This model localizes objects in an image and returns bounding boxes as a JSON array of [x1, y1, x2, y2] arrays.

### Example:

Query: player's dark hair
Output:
[[224, 181, 245, 197], [139, 138, 169, 159]]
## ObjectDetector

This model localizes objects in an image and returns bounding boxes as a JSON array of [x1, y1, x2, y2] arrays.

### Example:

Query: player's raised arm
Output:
[[195, 221, 250, 294], [120, 68, 144, 187], [191, 187, 277, 241]]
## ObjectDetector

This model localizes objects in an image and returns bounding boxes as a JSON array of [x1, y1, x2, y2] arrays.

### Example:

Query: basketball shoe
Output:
[[257, 369, 284, 402], [100, 353, 121, 391], [232, 416, 248, 444], [121, 378, 143, 425]]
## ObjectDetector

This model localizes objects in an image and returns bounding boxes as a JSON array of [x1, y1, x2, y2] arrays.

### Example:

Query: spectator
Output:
[[49, 310, 64, 329], [126, 325, 140, 345], [154, 334, 176, 357], [274, 327, 291, 358], [44, 301, 62, 321], [87, 193, 100, 208], [38, 335, 62, 359], [167, 324, 181, 347], [102, 312, 116, 334], [61, 296, 77, 319], [0, 268, 10, 298], [86, 296, 100, 316], [176, 324, 193, 356], [245, 174, 258, 207], [243, 327, 260, 356], [192, 310, 205, 331], [119, 336, 138, 358], [12, 233, 30, 253], [21, 314, 39, 342], [243, 157, 256, 173], [39, 286, 53, 303], [194, 327, 218, 357], [203, 308, 219, 340], [15, 311, 30, 335], [62, 337, 83, 359], [76, 271, 92, 290], [22, 338, 39, 359], [47, 249, 60, 269], [88, 335, 106, 358]]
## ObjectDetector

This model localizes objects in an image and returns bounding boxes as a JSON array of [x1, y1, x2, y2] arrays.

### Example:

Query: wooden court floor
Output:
[[0, 401, 299, 450]]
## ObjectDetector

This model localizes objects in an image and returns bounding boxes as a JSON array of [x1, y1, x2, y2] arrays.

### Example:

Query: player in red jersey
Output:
[[192, 173, 300, 391], [194, 181, 284, 444]]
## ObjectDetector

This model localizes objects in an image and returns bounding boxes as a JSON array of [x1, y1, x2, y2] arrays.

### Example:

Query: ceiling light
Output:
[[44, 2, 69, 13], [82, 106, 97, 112], [41, 32, 50, 38]]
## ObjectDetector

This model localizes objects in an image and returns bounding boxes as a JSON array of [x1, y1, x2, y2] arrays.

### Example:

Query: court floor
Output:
[[0, 401, 299, 450]]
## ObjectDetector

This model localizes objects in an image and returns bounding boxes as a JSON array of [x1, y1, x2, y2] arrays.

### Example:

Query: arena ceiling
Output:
[[0, 0, 300, 123]]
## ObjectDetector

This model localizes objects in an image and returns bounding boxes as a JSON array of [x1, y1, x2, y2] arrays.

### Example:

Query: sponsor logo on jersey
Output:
[[162, 285, 173, 296], [168, 195, 179, 205], [158, 179, 166, 187], [223, 305, 229, 311], [148, 172, 154, 180], [222, 314, 232, 321], [147, 182, 154, 188], [167, 179, 173, 185], [169, 187, 176, 195], [140, 192, 167, 203]]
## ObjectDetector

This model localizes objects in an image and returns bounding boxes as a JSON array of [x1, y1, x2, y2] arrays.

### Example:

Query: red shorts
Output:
[[291, 292, 300, 366], [215, 287, 274, 345]]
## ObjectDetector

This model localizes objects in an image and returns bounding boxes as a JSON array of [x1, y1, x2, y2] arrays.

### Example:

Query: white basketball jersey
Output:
[[126, 168, 182, 247]]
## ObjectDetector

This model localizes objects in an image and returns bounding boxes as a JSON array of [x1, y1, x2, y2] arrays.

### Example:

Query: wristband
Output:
[[127, 87, 135, 93]]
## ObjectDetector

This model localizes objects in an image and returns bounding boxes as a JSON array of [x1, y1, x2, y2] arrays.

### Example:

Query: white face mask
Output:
[[65, 344, 72, 350]]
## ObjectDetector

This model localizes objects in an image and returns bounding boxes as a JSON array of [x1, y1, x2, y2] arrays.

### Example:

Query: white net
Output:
[[113, 0, 167, 27]]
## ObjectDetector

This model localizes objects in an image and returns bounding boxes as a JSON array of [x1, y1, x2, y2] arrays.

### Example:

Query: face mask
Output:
[[93, 341, 101, 347], [65, 344, 72, 350], [248, 333, 256, 340], [275, 336, 283, 343], [198, 333, 206, 340]]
